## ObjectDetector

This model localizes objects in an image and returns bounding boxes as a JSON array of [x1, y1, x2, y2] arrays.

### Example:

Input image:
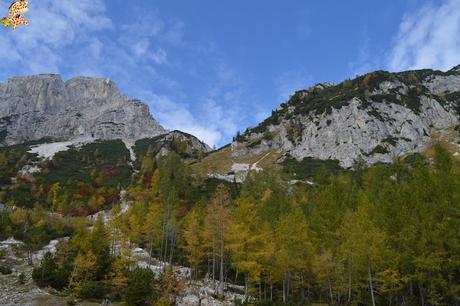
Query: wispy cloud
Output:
[[274, 70, 313, 102], [0, 0, 112, 75], [388, 0, 460, 71], [138, 92, 223, 148], [348, 29, 382, 77], [0, 1, 249, 148]]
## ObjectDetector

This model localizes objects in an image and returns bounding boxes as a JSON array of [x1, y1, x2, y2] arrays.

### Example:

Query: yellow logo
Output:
[[2, 1, 29, 30]]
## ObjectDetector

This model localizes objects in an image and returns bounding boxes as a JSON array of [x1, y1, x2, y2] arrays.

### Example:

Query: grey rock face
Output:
[[0, 74, 167, 145], [231, 66, 460, 168], [281, 97, 458, 168]]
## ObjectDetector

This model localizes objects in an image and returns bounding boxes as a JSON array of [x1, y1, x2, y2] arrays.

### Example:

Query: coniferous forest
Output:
[[0, 143, 459, 305]]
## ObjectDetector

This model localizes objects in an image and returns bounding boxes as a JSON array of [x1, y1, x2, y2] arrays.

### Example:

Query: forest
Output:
[[0, 144, 459, 305]]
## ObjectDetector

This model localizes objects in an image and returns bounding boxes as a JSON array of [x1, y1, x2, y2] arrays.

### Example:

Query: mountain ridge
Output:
[[2, 66, 460, 180], [230, 65, 460, 168]]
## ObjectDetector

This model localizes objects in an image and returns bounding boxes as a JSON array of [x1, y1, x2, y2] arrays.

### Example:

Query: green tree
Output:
[[124, 267, 157, 306]]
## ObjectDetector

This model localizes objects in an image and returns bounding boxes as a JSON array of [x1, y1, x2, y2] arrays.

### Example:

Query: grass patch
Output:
[[191, 146, 234, 177]]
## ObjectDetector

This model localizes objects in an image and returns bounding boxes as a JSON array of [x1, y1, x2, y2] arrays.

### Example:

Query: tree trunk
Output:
[[264, 278, 267, 300], [348, 259, 352, 302], [328, 278, 334, 305], [148, 235, 154, 265], [212, 239, 216, 284], [244, 272, 249, 300], [418, 283, 425, 306], [259, 281, 262, 301], [300, 272, 306, 304], [270, 279, 273, 302], [219, 225, 224, 297], [169, 230, 176, 264], [160, 211, 167, 263], [367, 257, 376, 306], [27, 249, 32, 265], [244, 273, 249, 301], [287, 271, 291, 300], [283, 274, 286, 303]]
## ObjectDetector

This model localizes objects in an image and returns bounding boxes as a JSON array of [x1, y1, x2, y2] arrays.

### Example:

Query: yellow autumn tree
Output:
[[226, 197, 264, 298], [181, 209, 205, 280], [142, 200, 164, 260], [274, 206, 313, 303], [203, 184, 231, 297]]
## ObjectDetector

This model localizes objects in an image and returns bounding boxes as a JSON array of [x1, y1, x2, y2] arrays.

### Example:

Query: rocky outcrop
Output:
[[156, 130, 212, 156], [279, 96, 457, 168], [232, 66, 460, 168], [0, 74, 167, 145]]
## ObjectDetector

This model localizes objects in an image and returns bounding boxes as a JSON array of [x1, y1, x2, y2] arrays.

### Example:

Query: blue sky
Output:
[[0, 0, 459, 147]]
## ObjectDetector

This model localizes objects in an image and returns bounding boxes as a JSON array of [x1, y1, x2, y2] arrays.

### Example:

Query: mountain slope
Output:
[[194, 65, 460, 180]]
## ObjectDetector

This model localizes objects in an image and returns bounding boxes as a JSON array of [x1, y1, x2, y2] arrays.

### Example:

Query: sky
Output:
[[0, 0, 459, 148]]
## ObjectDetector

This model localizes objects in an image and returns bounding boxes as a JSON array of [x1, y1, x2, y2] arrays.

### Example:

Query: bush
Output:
[[32, 252, 71, 290], [79, 281, 109, 299], [32, 252, 57, 287], [0, 265, 12, 275], [18, 272, 26, 284]]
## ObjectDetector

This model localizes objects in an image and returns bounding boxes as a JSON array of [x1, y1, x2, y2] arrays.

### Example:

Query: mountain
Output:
[[196, 65, 460, 180], [0, 74, 211, 159], [0, 74, 166, 146]]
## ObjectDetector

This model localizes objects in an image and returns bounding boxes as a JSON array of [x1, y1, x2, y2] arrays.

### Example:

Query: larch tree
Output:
[[181, 209, 205, 280], [274, 206, 313, 303], [226, 197, 263, 299], [340, 204, 387, 306], [143, 200, 164, 261], [204, 184, 231, 297]]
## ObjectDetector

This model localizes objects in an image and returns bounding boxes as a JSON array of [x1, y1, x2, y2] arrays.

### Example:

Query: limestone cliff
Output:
[[0, 74, 166, 145]]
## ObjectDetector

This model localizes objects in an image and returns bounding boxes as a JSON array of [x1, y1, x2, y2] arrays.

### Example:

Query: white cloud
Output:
[[0, 1, 246, 148], [0, 0, 112, 75], [140, 92, 223, 147], [388, 0, 460, 71]]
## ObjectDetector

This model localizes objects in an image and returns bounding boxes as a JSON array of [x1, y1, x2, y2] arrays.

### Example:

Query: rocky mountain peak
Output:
[[0, 74, 167, 146]]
